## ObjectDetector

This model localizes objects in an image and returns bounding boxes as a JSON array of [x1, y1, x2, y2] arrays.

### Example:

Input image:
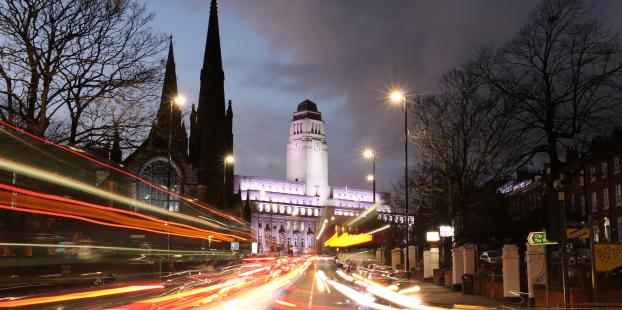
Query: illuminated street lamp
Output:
[[389, 89, 410, 274], [363, 148, 376, 203], [223, 154, 235, 203]]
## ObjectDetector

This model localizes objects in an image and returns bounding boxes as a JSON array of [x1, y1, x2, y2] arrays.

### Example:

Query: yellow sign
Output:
[[594, 243, 622, 272], [323, 232, 372, 247], [567, 228, 589, 239]]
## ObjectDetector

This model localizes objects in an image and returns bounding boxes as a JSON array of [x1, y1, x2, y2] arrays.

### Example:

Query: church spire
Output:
[[202, 0, 223, 77], [157, 35, 181, 129]]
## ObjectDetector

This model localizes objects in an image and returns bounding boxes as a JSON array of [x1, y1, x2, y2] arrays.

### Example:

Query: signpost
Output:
[[527, 231, 558, 246], [566, 228, 589, 239]]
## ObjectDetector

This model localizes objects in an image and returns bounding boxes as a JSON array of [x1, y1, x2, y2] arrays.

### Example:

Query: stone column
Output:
[[391, 248, 401, 271], [423, 250, 432, 278], [452, 247, 464, 289], [430, 247, 440, 271], [525, 243, 547, 298], [462, 244, 476, 275], [502, 244, 520, 298], [408, 245, 417, 271]]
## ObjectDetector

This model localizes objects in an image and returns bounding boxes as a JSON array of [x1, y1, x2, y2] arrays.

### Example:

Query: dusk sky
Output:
[[142, 0, 622, 191]]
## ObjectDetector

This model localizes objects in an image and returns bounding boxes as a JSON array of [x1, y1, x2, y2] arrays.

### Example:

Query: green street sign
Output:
[[527, 231, 558, 246]]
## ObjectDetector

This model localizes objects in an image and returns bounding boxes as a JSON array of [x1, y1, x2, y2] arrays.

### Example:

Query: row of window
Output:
[[253, 194, 319, 206], [257, 235, 314, 248], [575, 157, 621, 185], [292, 122, 323, 135], [570, 184, 622, 211], [258, 219, 313, 233], [241, 183, 304, 195], [335, 209, 360, 217], [257, 203, 320, 217]]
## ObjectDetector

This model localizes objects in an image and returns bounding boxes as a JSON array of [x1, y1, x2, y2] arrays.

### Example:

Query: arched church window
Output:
[[137, 158, 182, 212]]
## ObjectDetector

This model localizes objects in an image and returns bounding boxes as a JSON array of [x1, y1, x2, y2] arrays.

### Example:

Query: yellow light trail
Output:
[[0, 285, 163, 308]]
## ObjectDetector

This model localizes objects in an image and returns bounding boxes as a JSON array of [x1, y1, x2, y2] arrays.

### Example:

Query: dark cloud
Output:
[[222, 0, 622, 190], [156, 0, 622, 190]]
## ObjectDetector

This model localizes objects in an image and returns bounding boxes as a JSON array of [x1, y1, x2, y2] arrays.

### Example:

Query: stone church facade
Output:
[[124, 0, 237, 214]]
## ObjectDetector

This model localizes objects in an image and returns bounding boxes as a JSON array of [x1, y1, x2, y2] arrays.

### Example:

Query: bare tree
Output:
[[410, 67, 520, 237], [476, 0, 622, 238], [0, 0, 165, 149]]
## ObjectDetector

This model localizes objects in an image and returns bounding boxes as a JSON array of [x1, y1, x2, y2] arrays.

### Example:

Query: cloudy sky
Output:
[[142, 0, 622, 191]]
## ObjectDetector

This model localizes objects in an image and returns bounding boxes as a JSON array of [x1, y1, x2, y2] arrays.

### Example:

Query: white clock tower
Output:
[[286, 100, 329, 204]]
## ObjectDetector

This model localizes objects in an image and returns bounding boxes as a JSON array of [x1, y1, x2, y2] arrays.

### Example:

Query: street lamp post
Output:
[[165, 95, 185, 278], [390, 90, 410, 275], [363, 149, 376, 204], [223, 155, 235, 204]]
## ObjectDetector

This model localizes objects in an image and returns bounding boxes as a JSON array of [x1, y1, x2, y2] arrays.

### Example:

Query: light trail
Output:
[[0, 285, 163, 308], [0, 158, 250, 241], [135, 279, 244, 304], [346, 202, 380, 227], [0, 120, 247, 227], [316, 222, 327, 240], [0, 184, 239, 241], [0, 242, 232, 256], [365, 224, 391, 235]]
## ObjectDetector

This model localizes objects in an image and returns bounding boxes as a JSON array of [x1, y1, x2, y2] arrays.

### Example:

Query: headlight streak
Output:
[[349, 273, 444, 310], [398, 285, 421, 294], [325, 280, 399, 310], [0, 285, 164, 308], [0, 120, 247, 227], [205, 257, 314, 310]]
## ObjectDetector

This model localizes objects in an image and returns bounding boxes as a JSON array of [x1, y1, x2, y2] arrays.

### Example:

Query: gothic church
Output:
[[124, 0, 236, 213]]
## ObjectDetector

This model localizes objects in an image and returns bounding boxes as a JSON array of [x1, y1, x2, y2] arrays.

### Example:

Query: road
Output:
[[0, 257, 511, 309]]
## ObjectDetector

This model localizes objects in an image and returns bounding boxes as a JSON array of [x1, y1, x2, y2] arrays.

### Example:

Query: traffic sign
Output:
[[567, 228, 589, 239], [527, 231, 558, 246]]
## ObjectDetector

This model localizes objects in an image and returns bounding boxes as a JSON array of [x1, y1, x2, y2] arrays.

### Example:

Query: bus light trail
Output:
[[0, 120, 247, 227]]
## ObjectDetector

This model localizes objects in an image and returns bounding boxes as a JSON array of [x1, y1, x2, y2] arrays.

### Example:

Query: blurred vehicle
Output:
[[479, 250, 502, 264]]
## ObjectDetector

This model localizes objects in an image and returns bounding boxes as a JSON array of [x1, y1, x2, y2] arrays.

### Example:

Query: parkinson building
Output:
[[235, 100, 392, 255]]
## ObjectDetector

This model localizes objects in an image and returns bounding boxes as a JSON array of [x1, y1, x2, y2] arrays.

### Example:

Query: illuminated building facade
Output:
[[236, 101, 392, 255]]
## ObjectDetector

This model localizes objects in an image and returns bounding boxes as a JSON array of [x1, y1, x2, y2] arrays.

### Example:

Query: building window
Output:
[[590, 166, 596, 182], [604, 188, 610, 210], [614, 157, 620, 174], [592, 192, 598, 212], [602, 162, 608, 178], [137, 158, 182, 212], [616, 184, 622, 206], [580, 170, 584, 186], [618, 217, 622, 242], [571, 194, 576, 207]]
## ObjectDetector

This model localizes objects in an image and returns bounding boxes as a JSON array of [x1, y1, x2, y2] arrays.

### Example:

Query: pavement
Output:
[[415, 281, 524, 309]]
